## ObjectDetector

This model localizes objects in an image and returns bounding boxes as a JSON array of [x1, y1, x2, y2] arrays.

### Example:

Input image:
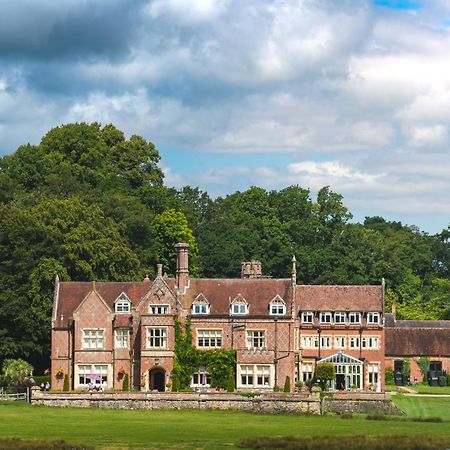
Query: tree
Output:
[[152, 209, 198, 276], [2, 359, 33, 391], [283, 376, 291, 393], [314, 363, 335, 390]]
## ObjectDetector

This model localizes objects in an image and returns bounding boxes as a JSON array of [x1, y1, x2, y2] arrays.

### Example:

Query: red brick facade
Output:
[[51, 244, 386, 392]]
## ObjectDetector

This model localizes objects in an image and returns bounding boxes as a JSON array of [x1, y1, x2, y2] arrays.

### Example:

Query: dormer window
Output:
[[320, 312, 333, 324], [301, 312, 314, 324], [349, 312, 361, 324], [269, 296, 286, 315], [334, 312, 346, 324], [230, 294, 248, 315], [115, 293, 131, 313], [192, 294, 210, 315], [367, 312, 380, 324]]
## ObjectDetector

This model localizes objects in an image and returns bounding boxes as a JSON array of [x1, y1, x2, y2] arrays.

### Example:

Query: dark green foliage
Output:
[[283, 376, 291, 393], [226, 372, 235, 393], [122, 374, 129, 391], [402, 359, 411, 384], [63, 374, 69, 392], [238, 435, 450, 449], [340, 412, 353, 419], [32, 376, 50, 386], [172, 319, 236, 390], [0, 438, 93, 450], [439, 376, 447, 387], [385, 367, 394, 385], [273, 385, 282, 392], [418, 357, 430, 382], [447, 374, 450, 386], [314, 363, 335, 390], [0, 121, 449, 370]]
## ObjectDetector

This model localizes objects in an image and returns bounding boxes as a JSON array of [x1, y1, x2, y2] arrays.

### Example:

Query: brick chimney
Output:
[[175, 243, 189, 292], [241, 260, 262, 278]]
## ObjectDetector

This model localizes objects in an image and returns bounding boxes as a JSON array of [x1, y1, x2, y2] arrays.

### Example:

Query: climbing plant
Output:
[[172, 319, 235, 390]]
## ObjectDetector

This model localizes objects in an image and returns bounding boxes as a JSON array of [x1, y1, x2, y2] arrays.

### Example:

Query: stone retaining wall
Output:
[[31, 391, 400, 416], [31, 391, 321, 414]]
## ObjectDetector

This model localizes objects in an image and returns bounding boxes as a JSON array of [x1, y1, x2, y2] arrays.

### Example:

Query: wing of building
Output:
[[52, 243, 388, 392]]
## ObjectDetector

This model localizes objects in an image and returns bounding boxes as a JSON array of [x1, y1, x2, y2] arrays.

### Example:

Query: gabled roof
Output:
[[296, 285, 383, 312], [179, 278, 294, 316], [318, 352, 363, 364], [54, 281, 153, 327]]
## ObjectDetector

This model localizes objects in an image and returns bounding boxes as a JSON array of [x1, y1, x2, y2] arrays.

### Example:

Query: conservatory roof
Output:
[[317, 352, 363, 365]]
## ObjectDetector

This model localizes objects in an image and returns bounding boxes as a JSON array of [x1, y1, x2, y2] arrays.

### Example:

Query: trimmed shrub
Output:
[[273, 385, 282, 392], [447, 373, 450, 386], [314, 363, 335, 390], [384, 367, 394, 385], [33, 375, 51, 386], [283, 376, 291, 393], [340, 412, 353, 419], [226, 372, 235, 393], [122, 373, 129, 391], [171, 375, 179, 392], [63, 374, 69, 392], [237, 435, 450, 449], [438, 375, 447, 387]]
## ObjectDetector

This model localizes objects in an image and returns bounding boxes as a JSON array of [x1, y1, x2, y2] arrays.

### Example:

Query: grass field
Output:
[[408, 384, 450, 395], [393, 395, 450, 419], [385, 384, 450, 394], [1, 400, 450, 449]]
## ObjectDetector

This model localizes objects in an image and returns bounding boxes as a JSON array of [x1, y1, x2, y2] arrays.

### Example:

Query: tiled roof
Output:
[[296, 285, 383, 312], [385, 328, 450, 356], [386, 319, 450, 329], [54, 281, 152, 327], [179, 278, 294, 316]]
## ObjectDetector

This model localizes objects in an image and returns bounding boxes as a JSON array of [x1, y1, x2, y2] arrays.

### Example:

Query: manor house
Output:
[[51, 243, 387, 392]]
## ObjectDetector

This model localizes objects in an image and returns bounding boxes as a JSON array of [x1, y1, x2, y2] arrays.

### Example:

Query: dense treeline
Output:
[[0, 123, 449, 370]]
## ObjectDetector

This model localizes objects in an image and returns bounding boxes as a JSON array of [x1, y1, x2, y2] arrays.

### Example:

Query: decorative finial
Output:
[[157, 264, 163, 278], [143, 273, 150, 282]]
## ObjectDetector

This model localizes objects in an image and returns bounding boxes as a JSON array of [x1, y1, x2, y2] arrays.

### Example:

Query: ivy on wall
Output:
[[172, 319, 236, 391]]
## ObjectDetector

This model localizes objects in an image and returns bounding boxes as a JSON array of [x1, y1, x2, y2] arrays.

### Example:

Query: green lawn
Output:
[[408, 384, 450, 395], [1, 401, 450, 449], [385, 384, 450, 394], [392, 395, 450, 419]]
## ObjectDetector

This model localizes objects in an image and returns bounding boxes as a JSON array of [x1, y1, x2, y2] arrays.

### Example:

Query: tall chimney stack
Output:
[[175, 243, 189, 292]]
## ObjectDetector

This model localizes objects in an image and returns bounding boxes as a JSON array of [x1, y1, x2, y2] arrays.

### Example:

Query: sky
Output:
[[0, 0, 449, 234]]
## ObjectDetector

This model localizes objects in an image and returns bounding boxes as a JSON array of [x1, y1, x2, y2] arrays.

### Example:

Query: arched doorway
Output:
[[149, 367, 166, 392]]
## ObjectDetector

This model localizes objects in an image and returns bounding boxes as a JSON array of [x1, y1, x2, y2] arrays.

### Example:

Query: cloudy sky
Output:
[[0, 0, 449, 233]]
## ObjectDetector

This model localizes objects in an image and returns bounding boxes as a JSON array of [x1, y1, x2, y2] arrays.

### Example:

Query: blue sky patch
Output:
[[373, 0, 421, 10]]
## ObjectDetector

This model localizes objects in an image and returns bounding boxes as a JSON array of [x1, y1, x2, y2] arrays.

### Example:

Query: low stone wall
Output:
[[323, 392, 403, 415], [31, 391, 321, 415], [31, 391, 401, 416]]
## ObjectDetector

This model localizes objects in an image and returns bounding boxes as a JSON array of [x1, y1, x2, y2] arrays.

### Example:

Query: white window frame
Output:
[[301, 362, 314, 382], [349, 312, 361, 324], [246, 330, 265, 349], [301, 335, 319, 349], [82, 329, 104, 350], [320, 335, 332, 349], [115, 328, 130, 349], [269, 299, 286, 316], [334, 312, 346, 324], [301, 312, 314, 324], [320, 312, 333, 324], [368, 363, 380, 385], [197, 329, 222, 348], [367, 312, 380, 325], [147, 327, 168, 349], [76, 364, 109, 388], [230, 302, 248, 315], [115, 293, 131, 313], [191, 370, 211, 387], [238, 364, 272, 388], [349, 336, 360, 349], [361, 336, 380, 350], [334, 336, 346, 350], [149, 304, 170, 315], [192, 303, 209, 315]]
